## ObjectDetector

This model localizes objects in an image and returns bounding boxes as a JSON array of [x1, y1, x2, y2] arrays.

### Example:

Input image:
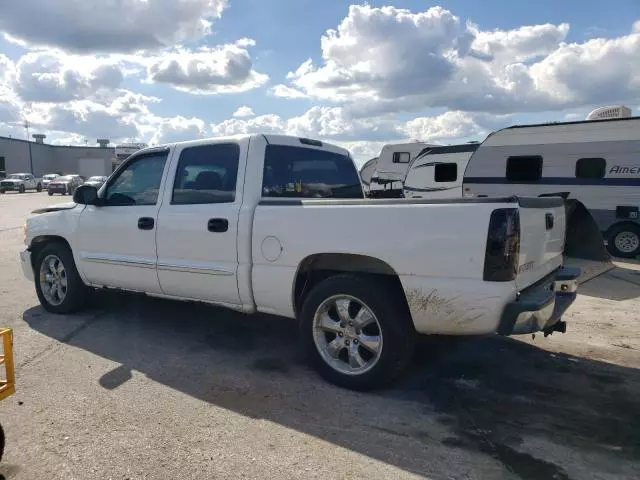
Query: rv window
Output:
[[575, 158, 606, 179], [506, 156, 542, 182], [434, 163, 457, 182], [392, 152, 410, 164]]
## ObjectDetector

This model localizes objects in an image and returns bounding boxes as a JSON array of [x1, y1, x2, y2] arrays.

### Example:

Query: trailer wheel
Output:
[[606, 223, 640, 258], [299, 274, 414, 390]]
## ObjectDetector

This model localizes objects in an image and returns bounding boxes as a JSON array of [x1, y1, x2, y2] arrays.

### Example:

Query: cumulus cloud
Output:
[[403, 111, 488, 141], [232, 106, 255, 117], [0, 0, 228, 53], [270, 84, 308, 99], [146, 44, 268, 94], [15, 50, 126, 103], [279, 5, 640, 114], [147, 116, 208, 144], [0, 55, 21, 123]]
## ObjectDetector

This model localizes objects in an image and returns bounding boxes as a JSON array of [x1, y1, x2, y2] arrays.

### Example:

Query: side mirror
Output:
[[73, 185, 99, 205]]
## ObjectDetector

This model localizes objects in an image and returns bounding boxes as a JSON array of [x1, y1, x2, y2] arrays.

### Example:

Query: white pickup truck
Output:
[[20, 134, 580, 390], [1, 173, 43, 193]]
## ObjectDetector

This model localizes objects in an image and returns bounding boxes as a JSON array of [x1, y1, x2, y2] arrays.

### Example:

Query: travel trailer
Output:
[[368, 142, 435, 197], [403, 143, 478, 199], [358, 157, 378, 194], [463, 116, 640, 258]]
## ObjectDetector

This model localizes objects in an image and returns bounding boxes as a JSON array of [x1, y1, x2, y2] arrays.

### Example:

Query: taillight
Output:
[[483, 208, 520, 281]]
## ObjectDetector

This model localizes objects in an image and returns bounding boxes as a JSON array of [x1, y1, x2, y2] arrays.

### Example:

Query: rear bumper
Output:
[[498, 267, 581, 335], [20, 249, 34, 282], [48, 186, 67, 194]]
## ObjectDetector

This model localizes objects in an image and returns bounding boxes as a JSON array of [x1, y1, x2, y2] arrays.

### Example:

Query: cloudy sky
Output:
[[0, 0, 639, 164]]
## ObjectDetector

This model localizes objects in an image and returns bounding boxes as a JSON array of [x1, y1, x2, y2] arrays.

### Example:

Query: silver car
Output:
[[83, 176, 108, 189]]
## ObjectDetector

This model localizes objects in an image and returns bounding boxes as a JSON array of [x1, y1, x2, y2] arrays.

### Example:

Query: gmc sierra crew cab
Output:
[[20, 134, 579, 390]]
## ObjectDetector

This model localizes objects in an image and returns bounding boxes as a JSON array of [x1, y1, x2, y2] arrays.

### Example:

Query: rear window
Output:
[[575, 158, 606, 179], [434, 163, 457, 182], [506, 156, 542, 182], [262, 145, 363, 199]]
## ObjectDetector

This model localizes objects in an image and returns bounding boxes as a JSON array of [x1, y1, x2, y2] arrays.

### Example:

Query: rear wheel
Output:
[[48, 191, 53, 196], [36, 183, 42, 192], [606, 224, 640, 258], [34, 242, 90, 313], [299, 274, 415, 390]]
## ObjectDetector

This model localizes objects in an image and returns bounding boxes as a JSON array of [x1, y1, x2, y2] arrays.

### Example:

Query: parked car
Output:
[[83, 176, 108, 189], [0, 173, 42, 193], [20, 134, 580, 390], [47, 175, 84, 196], [42, 174, 60, 188]]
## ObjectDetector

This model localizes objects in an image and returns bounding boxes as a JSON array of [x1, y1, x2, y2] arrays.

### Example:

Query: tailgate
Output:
[[516, 197, 565, 290]]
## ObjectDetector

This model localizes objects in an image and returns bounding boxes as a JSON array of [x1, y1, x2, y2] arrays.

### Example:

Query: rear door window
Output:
[[172, 143, 239, 204], [262, 145, 363, 199]]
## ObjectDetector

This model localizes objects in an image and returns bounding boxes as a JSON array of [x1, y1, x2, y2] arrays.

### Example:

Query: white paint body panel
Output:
[[23, 134, 568, 337]]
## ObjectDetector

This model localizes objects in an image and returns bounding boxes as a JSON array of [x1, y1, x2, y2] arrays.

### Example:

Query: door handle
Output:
[[138, 217, 155, 230], [207, 218, 228, 233]]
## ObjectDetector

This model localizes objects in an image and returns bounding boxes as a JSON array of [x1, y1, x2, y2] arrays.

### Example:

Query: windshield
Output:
[[43, 174, 58, 180], [8, 174, 27, 179], [88, 176, 106, 181], [262, 145, 363, 199], [56, 176, 73, 181]]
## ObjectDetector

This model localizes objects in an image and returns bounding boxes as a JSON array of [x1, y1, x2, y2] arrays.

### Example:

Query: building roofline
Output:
[[0, 135, 114, 150]]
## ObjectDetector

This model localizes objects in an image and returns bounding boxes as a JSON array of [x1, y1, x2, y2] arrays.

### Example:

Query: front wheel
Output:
[[48, 191, 53, 196], [34, 242, 90, 313], [18, 184, 25, 193], [607, 224, 640, 258], [299, 274, 415, 390], [36, 183, 42, 192]]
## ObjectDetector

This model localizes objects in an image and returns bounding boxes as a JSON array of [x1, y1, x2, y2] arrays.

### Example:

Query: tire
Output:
[[0, 422, 4, 462], [36, 183, 42, 192], [606, 223, 640, 258], [34, 241, 90, 314], [18, 184, 25, 193], [48, 191, 53, 196], [299, 274, 415, 390], [0, 189, 4, 194]]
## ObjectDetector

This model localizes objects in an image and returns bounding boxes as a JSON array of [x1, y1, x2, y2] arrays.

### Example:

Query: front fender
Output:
[[27, 206, 85, 274]]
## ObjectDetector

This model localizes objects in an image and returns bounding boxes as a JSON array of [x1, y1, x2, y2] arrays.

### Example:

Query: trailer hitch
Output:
[[543, 320, 567, 337]]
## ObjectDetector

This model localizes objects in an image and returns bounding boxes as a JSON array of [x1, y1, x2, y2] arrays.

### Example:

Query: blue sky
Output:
[[0, 1, 639, 162]]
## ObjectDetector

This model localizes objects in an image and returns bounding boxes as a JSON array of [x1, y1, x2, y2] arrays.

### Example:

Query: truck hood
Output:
[[1, 179, 24, 184], [31, 202, 77, 214]]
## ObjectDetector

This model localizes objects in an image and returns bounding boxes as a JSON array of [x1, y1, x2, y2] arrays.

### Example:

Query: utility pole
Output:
[[24, 120, 34, 174]]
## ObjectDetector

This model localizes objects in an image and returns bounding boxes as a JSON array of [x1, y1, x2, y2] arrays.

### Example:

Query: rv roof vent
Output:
[[586, 105, 632, 120]]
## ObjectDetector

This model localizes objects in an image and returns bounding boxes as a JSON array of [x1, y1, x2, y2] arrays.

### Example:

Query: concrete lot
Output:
[[0, 192, 639, 480]]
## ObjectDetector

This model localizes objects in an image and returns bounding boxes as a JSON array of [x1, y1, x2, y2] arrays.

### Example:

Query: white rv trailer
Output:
[[463, 116, 640, 258], [369, 141, 436, 197], [359, 157, 378, 194], [403, 143, 479, 199]]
